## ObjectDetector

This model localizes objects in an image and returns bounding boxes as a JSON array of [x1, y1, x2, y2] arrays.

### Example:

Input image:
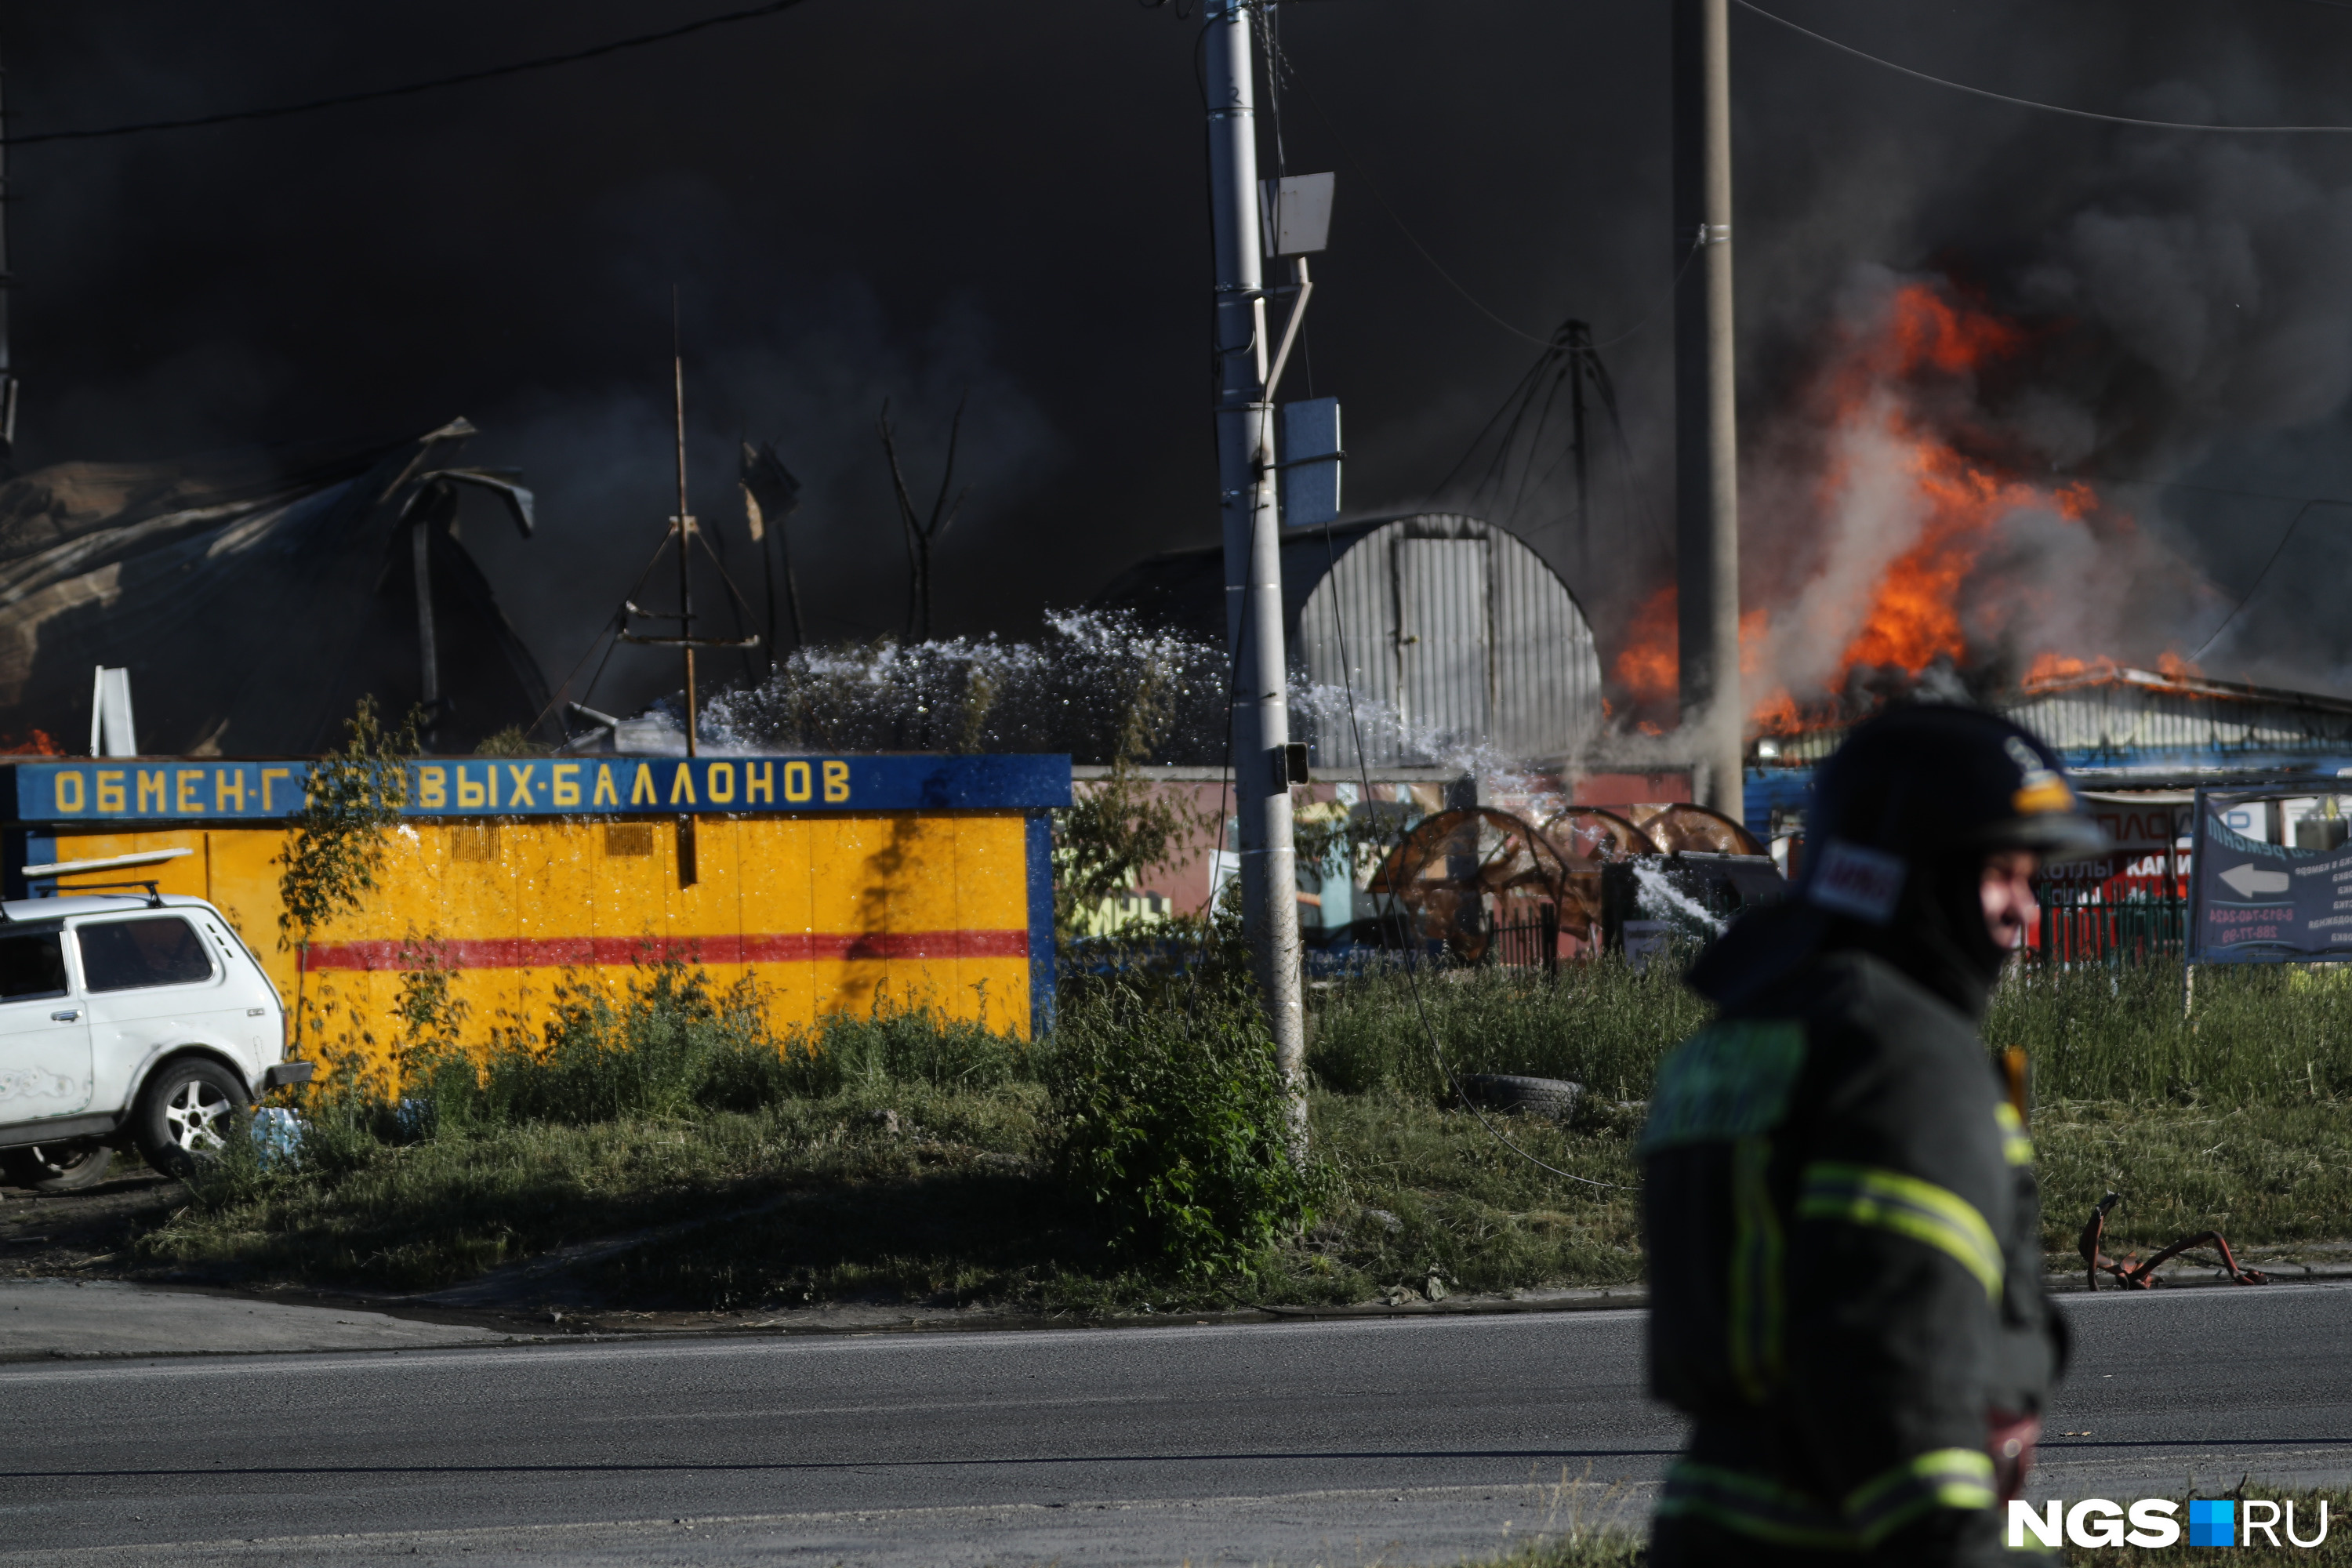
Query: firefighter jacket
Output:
[[1641, 944, 2062, 1559]]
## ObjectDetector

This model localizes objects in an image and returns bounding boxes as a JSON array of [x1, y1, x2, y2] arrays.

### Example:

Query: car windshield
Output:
[[77, 916, 214, 992]]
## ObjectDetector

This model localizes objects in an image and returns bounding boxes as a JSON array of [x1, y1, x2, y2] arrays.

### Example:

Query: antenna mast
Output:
[[616, 292, 760, 885], [673, 300, 695, 758]]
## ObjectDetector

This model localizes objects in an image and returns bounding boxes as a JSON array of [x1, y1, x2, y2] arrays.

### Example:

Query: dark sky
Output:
[[11, 1, 2352, 718]]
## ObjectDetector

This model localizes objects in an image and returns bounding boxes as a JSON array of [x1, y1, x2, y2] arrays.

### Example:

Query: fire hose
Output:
[[2077, 1190, 2269, 1291]]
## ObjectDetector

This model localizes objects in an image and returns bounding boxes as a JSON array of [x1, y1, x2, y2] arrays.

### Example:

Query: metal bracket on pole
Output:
[[1263, 256, 1315, 405]]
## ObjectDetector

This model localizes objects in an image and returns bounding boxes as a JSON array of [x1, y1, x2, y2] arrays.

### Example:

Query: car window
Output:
[[0, 927, 67, 1001], [77, 916, 215, 993]]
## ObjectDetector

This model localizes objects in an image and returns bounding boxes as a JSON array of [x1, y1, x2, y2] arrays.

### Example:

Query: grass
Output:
[[113, 953, 2352, 1311]]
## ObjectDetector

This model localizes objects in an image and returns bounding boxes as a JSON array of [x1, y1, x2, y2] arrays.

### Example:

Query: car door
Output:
[[74, 914, 226, 1099], [0, 923, 95, 1125]]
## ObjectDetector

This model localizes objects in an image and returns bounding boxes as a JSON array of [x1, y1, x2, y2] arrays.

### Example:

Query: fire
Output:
[[1613, 583, 1680, 707], [1608, 279, 2129, 735]]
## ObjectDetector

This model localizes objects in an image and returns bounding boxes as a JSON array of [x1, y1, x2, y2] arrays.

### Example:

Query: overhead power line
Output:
[[1735, 0, 2352, 133], [3, 0, 818, 148]]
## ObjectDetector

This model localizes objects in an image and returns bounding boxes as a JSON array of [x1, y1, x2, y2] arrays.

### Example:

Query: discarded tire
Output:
[[1454, 1073, 1583, 1121], [0, 1140, 114, 1192]]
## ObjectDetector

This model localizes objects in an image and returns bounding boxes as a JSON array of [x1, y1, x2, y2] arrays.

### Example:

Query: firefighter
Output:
[[1643, 706, 2103, 1564]]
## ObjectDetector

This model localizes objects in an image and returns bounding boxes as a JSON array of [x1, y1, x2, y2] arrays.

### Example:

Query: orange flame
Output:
[[1606, 281, 2136, 735], [1612, 583, 1680, 708]]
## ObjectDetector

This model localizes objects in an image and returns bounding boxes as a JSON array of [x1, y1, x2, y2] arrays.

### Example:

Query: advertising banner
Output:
[[2188, 788, 2352, 964], [2058, 793, 2191, 884]]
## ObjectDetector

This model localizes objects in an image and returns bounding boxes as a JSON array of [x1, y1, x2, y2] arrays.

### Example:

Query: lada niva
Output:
[[0, 893, 308, 1191]]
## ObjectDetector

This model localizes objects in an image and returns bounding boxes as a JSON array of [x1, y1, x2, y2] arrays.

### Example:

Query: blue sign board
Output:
[[0, 754, 1072, 823], [2188, 787, 2352, 963]]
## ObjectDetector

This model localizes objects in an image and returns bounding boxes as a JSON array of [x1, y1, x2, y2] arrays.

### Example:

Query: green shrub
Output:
[[1045, 981, 1312, 1279]]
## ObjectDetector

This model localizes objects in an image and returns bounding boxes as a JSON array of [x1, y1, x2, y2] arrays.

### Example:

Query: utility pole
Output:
[[1204, 0, 1305, 1142], [1672, 0, 1741, 815], [0, 40, 20, 470], [1566, 320, 1592, 593]]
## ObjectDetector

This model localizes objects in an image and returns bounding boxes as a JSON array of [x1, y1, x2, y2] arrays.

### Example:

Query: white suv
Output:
[[0, 894, 307, 1192]]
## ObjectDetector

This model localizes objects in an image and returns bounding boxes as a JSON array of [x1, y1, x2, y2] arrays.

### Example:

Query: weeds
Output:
[[125, 943, 2352, 1314], [1308, 960, 1708, 1103]]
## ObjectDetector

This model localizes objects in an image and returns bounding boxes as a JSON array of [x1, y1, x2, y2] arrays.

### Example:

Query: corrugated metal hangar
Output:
[[1092, 511, 1604, 769]]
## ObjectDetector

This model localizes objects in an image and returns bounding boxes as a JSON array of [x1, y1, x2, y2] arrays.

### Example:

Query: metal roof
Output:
[[0, 421, 548, 756], [1766, 666, 2352, 768]]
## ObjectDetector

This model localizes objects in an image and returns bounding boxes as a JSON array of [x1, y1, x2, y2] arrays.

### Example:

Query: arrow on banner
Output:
[[2220, 863, 2292, 898]]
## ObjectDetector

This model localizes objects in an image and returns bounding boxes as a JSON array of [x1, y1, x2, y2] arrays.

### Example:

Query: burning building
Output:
[[1582, 274, 2352, 838], [0, 419, 548, 756]]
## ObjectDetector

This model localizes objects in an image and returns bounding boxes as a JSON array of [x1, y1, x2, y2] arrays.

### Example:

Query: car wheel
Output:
[[133, 1058, 250, 1178], [0, 1140, 114, 1192]]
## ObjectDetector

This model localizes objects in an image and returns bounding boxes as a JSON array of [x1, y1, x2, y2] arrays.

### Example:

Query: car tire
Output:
[[1454, 1073, 1584, 1122], [0, 1140, 114, 1192], [132, 1058, 251, 1178]]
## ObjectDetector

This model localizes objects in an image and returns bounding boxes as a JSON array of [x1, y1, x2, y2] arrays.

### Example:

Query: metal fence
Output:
[[1488, 905, 1560, 976], [2033, 872, 2188, 965]]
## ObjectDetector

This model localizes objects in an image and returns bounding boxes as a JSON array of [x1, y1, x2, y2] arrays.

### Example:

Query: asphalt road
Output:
[[1, 1283, 2349, 1566]]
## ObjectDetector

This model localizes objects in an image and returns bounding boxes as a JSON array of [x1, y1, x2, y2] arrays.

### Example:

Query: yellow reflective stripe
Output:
[[1657, 1461, 1859, 1552], [1797, 1163, 2004, 1299], [1726, 1135, 1784, 1403], [1842, 1448, 1997, 1545], [1994, 1102, 2035, 1166]]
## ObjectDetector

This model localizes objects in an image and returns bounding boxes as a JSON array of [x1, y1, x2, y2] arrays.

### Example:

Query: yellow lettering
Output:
[[706, 762, 735, 804], [822, 760, 850, 803], [629, 764, 656, 805], [96, 770, 125, 813], [214, 768, 247, 812], [137, 771, 166, 814], [746, 761, 774, 804], [506, 764, 536, 808], [784, 760, 812, 803], [54, 771, 85, 813], [260, 767, 292, 811], [419, 766, 447, 808], [552, 763, 582, 807], [176, 769, 206, 813], [669, 764, 697, 805], [485, 767, 499, 808], [593, 765, 620, 807], [458, 768, 486, 809]]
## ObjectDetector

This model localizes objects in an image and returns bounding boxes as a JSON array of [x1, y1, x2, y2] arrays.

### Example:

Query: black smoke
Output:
[[9, 0, 2352, 723]]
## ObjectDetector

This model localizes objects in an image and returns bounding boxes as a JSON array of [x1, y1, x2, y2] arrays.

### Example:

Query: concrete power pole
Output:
[[0, 40, 20, 469], [1203, 0, 1306, 1142], [1672, 0, 1741, 816]]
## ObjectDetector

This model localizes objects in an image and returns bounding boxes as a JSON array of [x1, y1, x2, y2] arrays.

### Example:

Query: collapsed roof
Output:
[[0, 418, 549, 756]]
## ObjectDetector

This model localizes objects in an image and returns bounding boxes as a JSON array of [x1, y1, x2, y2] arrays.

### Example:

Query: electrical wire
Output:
[[5, 0, 818, 148], [1253, 27, 1556, 348], [2183, 497, 2352, 661], [1735, 0, 2352, 133]]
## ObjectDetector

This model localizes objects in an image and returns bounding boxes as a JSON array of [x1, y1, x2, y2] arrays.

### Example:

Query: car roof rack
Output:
[[28, 880, 165, 909]]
